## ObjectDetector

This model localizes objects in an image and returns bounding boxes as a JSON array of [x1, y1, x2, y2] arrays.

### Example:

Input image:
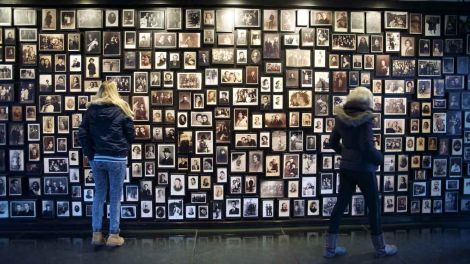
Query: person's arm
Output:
[[358, 121, 383, 165], [78, 110, 95, 160], [123, 116, 135, 144], [328, 124, 343, 154]]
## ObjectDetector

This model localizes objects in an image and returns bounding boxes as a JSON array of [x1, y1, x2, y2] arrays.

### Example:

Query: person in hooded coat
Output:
[[323, 86, 398, 258], [79, 81, 134, 248]]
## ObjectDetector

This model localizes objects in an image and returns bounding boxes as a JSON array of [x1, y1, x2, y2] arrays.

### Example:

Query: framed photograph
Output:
[[103, 32, 121, 56], [334, 11, 348, 32], [186, 9, 201, 29], [178, 32, 200, 48], [105, 9, 119, 27], [310, 10, 332, 26], [121, 205, 136, 219], [280, 9, 295, 32], [370, 35, 383, 53], [174, 72, 202, 90], [59, 10, 75, 30], [77, 9, 103, 28], [122, 9, 135, 27], [14, 8, 37, 26], [166, 8, 182, 30], [139, 10, 165, 29], [384, 119, 405, 135], [169, 174, 185, 197], [0, 7, 12, 26], [43, 157, 69, 174], [279, 199, 291, 217], [350, 11, 365, 33], [10, 200, 36, 218], [425, 15, 441, 36], [235, 9, 260, 27], [262, 9, 279, 31], [44, 177, 68, 195], [157, 144, 175, 168], [366, 11, 381, 33], [263, 33, 281, 59], [384, 11, 408, 29], [409, 13, 422, 34], [384, 98, 407, 115], [226, 198, 241, 218], [39, 34, 65, 51], [154, 32, 177, 49]]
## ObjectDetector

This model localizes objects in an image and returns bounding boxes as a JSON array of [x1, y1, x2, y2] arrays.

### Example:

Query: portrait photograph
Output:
[[311, 10, 332, 26], [158, 144, 175, 168], [179, 32, 200, 48], [10, 201, 36, 218], [263, 9, 278, 31], [334, 11, 348, 32], [409, 13, 422, 34], [139, 10, 164, 29], [170, 174, 185, 197]]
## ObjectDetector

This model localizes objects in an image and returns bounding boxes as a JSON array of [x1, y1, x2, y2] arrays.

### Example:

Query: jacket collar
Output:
[[87, 98, 115, 108], [335, 100, 374, 127]]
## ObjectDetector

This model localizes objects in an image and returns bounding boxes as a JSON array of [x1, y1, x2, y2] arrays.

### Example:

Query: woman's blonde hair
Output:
[[89, 81, 134, 119], [346, 86, 374, 109]]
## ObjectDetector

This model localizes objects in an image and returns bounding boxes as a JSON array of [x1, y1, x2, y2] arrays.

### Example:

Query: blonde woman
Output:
[[324, 87, 397, 258], [78, 81, 134, 247]]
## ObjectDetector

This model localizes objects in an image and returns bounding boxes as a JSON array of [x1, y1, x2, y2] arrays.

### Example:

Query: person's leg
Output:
[[107, 161, 126, 234], [91, 160, 108, 246], [91, 160, 108, 233], [355, 171, 381, 235], [106, 161, 126, 247], [356, 171, 397, 257], [328, 169, 356, 234], [324, 169, 356, 258]]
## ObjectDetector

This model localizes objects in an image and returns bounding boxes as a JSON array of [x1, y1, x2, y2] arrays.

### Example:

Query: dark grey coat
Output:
[[328, 100, 382, 172], [78, 103, 134, 160]]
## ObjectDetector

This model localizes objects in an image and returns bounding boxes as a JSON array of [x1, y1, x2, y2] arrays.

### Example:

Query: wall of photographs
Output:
[[0, 6, 469, 222]]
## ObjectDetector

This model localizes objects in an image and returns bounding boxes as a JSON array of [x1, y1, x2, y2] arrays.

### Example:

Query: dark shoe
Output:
[[323, 233, 347, 258], [371, 234, 398, 257], [91, 232, 106, 246], [106, 234, 125, 247]]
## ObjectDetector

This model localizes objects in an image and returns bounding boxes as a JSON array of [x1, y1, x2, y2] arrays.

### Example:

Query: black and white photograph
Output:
[[44, 158, 69, 174], [139, 10, 165, 29], [77, 9, 103, 28], [384, 11, 408, 29], [10, 201, 36, 218]]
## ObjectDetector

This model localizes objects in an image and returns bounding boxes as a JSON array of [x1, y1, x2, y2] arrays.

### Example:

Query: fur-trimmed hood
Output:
[[87, 98, 115, 107], [334, 99, 374, 127]]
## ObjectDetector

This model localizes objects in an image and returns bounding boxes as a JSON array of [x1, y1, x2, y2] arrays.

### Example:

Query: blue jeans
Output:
[[90, 160, 126, 234]]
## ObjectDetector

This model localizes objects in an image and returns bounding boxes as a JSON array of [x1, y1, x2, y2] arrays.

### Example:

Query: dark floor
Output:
[[1, 225, 470, 264]]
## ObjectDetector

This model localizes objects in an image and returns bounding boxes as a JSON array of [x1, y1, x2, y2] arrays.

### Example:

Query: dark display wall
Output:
[[0, 3, 470, 223]]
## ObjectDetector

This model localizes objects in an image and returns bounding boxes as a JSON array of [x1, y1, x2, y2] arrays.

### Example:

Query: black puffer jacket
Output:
[[78, 103, 134, 160], [328, 100, 383, 172]]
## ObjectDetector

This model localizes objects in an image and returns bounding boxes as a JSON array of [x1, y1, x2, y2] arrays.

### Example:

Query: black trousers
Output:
[[328, 168, 383, 235]]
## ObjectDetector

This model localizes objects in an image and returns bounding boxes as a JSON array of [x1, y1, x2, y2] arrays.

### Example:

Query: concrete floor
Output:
[[1, 226, 469, 264]]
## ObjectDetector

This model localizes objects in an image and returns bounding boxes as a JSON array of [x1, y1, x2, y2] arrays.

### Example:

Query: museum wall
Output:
[[0, 5, 469, 222]]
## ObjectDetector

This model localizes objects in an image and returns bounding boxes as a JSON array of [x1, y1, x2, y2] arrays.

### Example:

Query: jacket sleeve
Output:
[[328, 124, 343, 154], [123, 116, 135, 144], [78, 110, 95, 160], [358, 121, 383, 165]]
